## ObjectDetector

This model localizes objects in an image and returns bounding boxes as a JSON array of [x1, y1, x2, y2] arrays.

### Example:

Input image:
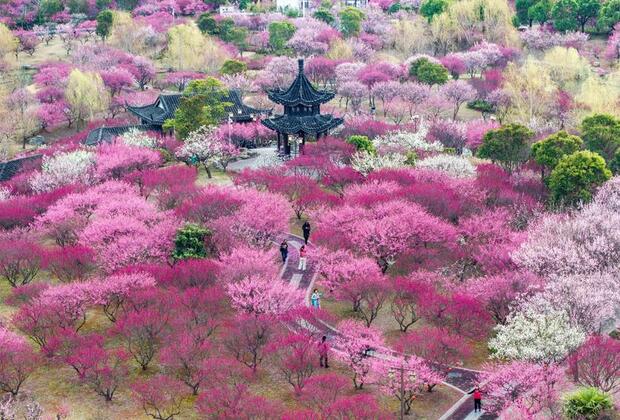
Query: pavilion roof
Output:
[[127, 91, 269, 125], [262, 114, 343, 135], [267, 59, 335, 107]]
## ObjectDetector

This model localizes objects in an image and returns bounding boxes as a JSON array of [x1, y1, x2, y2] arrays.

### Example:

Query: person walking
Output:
[[311, 288, 321, 308], [468, 386, 482, 413], [318, 335, 329, 368], [302, 221, 311, 245], [298, 245, 307, 271], [279, 240, 288, 263]]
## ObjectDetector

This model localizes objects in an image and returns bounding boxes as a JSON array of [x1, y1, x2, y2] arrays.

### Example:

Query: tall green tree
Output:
[[575, 0, 601, 31], [164, 78, 231, 140], [552, 0, 579, 31], [339, 7, 365, 37], [548, 150, 611, 206], [581, 114, 620, 162], [313, 8, 335, 24], [478, 124, 533, 172], [268, 21, 296, 52], [197, 13, 218, 34], [528, 0, 552, 24], [420, 0, 449, 22], [516, 0, 537, 25], [599, 0, 620, 31], [409, 58, 449, 85], [531, 130, 583, 177], [95, 10, 113, 41]]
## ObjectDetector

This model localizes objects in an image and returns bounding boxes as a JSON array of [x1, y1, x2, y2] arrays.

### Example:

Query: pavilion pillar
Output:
[[283, 134, 291, 155], [276, 132, 281, 152]]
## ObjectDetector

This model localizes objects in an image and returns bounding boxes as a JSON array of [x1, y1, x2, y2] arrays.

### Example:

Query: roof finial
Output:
[[298, 58, 304, 72]]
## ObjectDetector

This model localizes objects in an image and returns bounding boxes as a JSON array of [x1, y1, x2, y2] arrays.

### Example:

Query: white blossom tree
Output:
[[176, 126, 240, 178], [489, 300, 585, 363], [30, 150, 95, 192]]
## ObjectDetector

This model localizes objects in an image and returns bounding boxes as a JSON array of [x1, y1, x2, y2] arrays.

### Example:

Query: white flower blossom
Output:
[[489, 300, 585, 363], [416, 154, 476, 178], [30, 150, 95, 192], [373, 126, 444, 154], [119, 129, 157, 148], [350, 151, 407, 175]]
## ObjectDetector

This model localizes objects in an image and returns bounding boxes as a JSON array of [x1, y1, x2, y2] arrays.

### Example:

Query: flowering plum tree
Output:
[[489, 300, 585, 363], [372, 356, 443, 413], [270, 332, 318, 394], [568, 335, 620, 393], [334, 319, 384, 389], [0, 327, 39, 396], [176, 126, 241, 178], [478, 361, 565, 417], [226, 275, 303, 316], [132, 375, 188, 420], [64, 334, 129, 401]]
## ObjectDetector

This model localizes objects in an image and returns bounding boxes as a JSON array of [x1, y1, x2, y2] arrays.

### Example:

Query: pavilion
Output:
[[262, 59, 343, 156], [85, 90, 269, 146]]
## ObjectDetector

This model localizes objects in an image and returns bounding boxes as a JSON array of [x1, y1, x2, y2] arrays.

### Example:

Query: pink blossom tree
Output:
[[0, 236, 44, 287], [223, 314, 273, 373], [299, 373, 349, 414], [270, 332, 318, 395], [160, 331, 212, 395], [196, 357, 280, 419], [0, 327, 40, 396], [478, 361, 566, 417], [226, 275, 303, 317], [372, 355, 443, 413], [333, 319, 384, 389], [398, 326, 472, 368], [64, 334, 129, 401], [390, 275, 434, 332], [568, 335, 620, 393], [440, 80, 477, 120], [132, 375, 188, 420]]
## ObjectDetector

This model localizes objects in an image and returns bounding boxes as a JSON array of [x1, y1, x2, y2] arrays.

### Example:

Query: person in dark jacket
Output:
[[302, 221, 311, 245], [279, 240, 288, 263], [318, 335, 329, 368], [468, 386, 482, 412]]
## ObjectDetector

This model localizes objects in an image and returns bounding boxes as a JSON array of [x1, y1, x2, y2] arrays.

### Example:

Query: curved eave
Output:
[[262, 115, 343, 135], [267, 90, 335, 107]]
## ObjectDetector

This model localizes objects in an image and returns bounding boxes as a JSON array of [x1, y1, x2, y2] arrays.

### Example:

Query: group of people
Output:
[[279, 220, 311, 267]]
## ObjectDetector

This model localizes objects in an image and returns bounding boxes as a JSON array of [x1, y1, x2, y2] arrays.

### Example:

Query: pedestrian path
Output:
[[277, 232, 487, 419]]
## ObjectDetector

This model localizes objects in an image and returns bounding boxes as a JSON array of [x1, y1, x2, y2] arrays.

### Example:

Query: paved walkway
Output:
[[277, 232, 490, 419]]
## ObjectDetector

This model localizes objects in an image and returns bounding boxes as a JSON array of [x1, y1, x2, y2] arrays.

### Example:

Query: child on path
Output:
[[298, 245, 307, 271], [310, 288, 321, 308]]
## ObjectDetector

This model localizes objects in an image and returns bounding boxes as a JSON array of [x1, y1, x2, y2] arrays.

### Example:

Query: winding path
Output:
[[277, 232, 494, 420]]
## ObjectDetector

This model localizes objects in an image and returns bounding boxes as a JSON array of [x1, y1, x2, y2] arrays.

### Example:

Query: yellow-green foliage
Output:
[[431, 0, 518, 51], [543, 47, 591, 90], [163, 23, 229, 73], [502, 59, 557, 125], [65, 69, 109, 128], [576, 70, 620, 118]]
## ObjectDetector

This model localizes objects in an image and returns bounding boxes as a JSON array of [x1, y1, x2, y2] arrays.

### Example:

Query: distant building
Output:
[[275, 0, 310, 14], [85, 91, 269, 146]]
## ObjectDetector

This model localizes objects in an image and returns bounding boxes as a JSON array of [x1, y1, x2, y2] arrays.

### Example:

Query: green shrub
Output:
[[347, 135, 376, 154], [564, 387, 613, 420], [173, 224, 211, 260]]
